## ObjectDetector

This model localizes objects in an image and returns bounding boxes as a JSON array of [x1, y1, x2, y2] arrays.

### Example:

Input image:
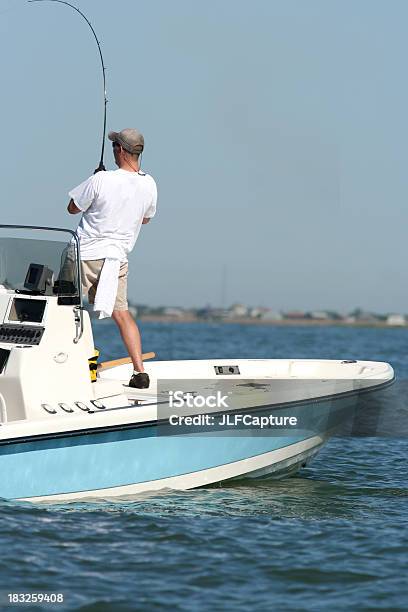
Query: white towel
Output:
[[94, 258, 121, 319]]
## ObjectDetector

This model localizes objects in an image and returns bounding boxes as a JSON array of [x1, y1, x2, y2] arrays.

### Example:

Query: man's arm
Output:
[[67, 199, 81, 215], [142, 218, 151, 225]]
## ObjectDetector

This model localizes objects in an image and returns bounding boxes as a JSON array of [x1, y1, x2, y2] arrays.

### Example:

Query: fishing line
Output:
[[28, 0, 107, 173]]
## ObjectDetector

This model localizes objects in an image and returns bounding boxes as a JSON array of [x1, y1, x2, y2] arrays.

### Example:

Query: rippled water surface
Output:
[[1, 323, 407, 611]]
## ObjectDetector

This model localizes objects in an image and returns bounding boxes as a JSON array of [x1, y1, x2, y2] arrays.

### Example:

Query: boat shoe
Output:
[[129, 372, 150, 389]]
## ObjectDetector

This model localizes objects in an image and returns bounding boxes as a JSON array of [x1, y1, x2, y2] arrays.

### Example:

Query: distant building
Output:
[[228, 304, 248, 318], [248, 307, 262, 318], [196, 307, 229, 320], [261, 310, 283, 321], [163, 307, 185, 318], [349, 310, 379, 323], [386, 314, 406, 326], [309, 311, 330, 320], [283, 311, 307, 320]]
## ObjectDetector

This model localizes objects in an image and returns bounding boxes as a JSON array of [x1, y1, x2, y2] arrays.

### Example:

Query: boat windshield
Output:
[[0, 226, 81, 302]]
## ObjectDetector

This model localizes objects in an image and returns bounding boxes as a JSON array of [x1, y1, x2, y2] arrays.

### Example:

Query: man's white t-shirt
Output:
[[69, 168, 157, 261]]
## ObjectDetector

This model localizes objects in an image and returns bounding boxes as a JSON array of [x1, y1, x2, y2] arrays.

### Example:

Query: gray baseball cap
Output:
[[108, 128, 144, 154]]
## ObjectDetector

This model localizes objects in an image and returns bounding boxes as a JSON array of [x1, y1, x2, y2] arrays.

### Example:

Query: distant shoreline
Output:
[[138, 315, 406, 328]]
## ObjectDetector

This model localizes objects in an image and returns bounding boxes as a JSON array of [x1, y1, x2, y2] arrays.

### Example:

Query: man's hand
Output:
[[67, 199, 81, 215], [142, 218, 151, 225]]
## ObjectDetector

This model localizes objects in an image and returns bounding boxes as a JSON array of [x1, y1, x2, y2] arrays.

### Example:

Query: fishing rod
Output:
[[28, 0, 107, 173]]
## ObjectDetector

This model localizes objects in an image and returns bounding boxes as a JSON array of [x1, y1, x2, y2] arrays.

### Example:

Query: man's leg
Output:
[[111, 309, 145, 373], [110, 263, 149, 388]]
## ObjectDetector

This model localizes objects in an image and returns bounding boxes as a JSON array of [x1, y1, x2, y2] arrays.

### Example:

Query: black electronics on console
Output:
[[0, 325, 45, 345]]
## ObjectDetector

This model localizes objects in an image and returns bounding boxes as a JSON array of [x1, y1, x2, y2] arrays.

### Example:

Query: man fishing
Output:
[[67, 128, 157, 389]]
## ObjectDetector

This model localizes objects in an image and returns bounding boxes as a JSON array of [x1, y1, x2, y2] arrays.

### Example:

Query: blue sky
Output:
[[1, 0, 407, 312]]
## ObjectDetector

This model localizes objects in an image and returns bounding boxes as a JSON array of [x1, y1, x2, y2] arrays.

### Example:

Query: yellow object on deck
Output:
[[88, 348, 100, 383]]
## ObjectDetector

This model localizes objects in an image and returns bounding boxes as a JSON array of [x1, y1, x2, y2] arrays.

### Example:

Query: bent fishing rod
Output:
[[28, 0, 107, 173]]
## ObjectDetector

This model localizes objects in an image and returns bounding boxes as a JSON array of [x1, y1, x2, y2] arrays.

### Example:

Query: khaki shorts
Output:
[[81, 259, 129, 311]]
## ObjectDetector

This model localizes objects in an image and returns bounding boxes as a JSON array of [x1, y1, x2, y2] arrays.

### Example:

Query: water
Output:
[[1, 323, 407, 611]]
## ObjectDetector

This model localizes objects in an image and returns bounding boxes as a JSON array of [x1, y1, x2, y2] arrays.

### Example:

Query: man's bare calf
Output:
[[112, 310, 145, 373]]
